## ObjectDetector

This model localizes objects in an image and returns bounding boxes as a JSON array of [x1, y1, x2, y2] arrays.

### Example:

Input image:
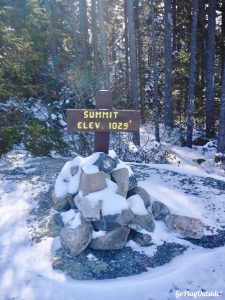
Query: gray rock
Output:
[[53, 213, 64, 227], [116, 209, 134, 226], [47, 216, 63, 237], [52, 190, 72, 211], [127, 186, 151, 208], [93, 209, 134, 231], [74, 195, 101, 221], [152, 201, 170, 221], [90, 227, 130, 250], [60, 215, 93, 256], [165, 214, 204, 239], [92, 215, 121, 231], [111, 168, 129, 198], [70, 165, 79, 176], [94, 153, 117, 173], [68, 194, 77, 209], [128, 175, 138, 190], [130, 212, 155, 232], [80, 171, 107, 196], [129, 230, 152, 247]]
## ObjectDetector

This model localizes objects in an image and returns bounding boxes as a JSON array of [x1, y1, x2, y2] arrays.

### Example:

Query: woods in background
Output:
[[0, 0, 225, 152]]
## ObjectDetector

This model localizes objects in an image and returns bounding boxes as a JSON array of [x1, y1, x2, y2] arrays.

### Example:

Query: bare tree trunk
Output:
[[126, 0, 140, 145], [150, 0, 160, 142], [79, 0, 89, 71], [172, 0, 177, 52], [199, 0, 206, 93], [91, 0, 99, 79], [221, 0, 225, 79], [206, 0, 216, 137], [44, 0, 59, 78], [186, 0, 199, 148], [217, 63, 225, 153], [135, 0, 146, 124], [97, 0, 110, 90], [164, 0, 173, 128], [124, 0, 130, 107]]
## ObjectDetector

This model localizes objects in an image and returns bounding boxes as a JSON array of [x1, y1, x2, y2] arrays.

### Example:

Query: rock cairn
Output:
[[50, 151, 204, 256]]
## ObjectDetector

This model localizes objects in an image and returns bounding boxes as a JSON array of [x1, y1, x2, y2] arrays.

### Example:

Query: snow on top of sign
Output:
[[127, 195, 148, 215]]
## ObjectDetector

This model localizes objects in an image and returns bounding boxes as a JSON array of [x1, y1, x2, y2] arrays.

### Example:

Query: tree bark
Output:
[[164, 0, 173, 128], [206, 0, 216, 137], [135, 0, 146, 124], [97, 0, 110, 90], [91, 0, 99, 79], [124, 0, 130, 107], [79, 0, 89, 71], [44, 0, 59, 77], [172, 0, 177, 52], [126, 0, 140, 145], [150, 0, 160, 142], [186, 0, 199, 148], [199, 0, 206, 93], [221, 0, 225, 80], [217, 63, 225, 153]]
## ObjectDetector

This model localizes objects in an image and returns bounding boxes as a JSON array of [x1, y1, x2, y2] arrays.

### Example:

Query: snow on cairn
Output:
[[52, 151, 204, 256]]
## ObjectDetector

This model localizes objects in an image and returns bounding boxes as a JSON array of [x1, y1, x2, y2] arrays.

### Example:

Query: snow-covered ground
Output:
[[0, 148, 225, 300]]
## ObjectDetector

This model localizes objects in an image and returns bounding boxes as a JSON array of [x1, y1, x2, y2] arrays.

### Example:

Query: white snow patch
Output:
[[87, 254, 99, 262], [108, 149, 117, 159], [127, 195, 148, 215], [82, 165, 99, 174], [92, 230, 106, 239], [87, 179, 128, 216], [113, 159, 133, 176], [61, 210, 81, 229]]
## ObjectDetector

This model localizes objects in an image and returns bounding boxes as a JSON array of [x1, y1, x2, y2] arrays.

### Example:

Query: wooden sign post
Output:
[[67, 90, 140, 153]]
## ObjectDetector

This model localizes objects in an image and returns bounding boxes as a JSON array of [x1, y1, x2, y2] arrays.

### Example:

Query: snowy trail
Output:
[[0, 154, 225, 300]]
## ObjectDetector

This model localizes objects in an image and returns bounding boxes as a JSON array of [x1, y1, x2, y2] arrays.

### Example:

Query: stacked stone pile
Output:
[[50, 151, 204, 256]]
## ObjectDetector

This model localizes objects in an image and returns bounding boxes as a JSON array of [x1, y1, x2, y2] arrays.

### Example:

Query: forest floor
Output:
[[0, 145, 225, 300]]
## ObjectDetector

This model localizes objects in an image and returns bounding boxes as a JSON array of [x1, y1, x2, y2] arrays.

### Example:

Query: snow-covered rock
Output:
[[127, 186, 151, 208], [74, 195, 101, 221], [60, 215, 93, 256], [93, 153, 117, 173], [127, 195, 148, 215]]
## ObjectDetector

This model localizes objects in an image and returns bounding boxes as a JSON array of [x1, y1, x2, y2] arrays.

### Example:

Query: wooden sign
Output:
[[67, 90, 140, 153], [67, 109, 140, 132]]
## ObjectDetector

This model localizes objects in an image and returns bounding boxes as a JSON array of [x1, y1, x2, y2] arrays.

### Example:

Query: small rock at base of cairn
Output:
[[165, 214, 204, 239], [152, 200, 170, 221]]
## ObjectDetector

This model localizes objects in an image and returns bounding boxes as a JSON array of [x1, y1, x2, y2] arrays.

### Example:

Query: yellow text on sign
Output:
[[76, 122, 130, 130], [83, 111, 119, 119]]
